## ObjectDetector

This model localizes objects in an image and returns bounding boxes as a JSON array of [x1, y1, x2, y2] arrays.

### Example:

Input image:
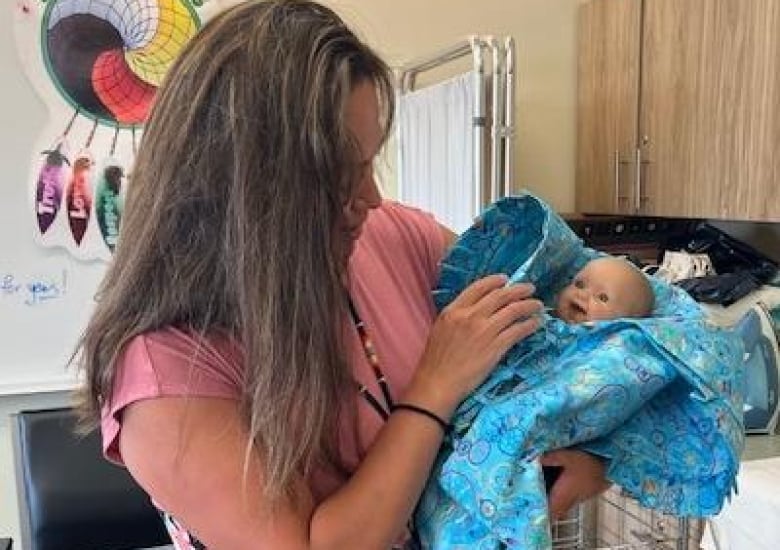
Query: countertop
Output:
[[743, 433, 780, 461]]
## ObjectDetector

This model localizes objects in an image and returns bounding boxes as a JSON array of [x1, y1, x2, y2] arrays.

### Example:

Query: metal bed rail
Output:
[[396, 35, 516, 221], [552, 486, 705, 550]]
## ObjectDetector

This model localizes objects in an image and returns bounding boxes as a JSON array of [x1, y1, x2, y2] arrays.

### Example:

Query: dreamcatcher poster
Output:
[[13, 0, 239, 262]]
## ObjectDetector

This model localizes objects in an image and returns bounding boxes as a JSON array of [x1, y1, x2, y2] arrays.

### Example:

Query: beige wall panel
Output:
[[324, 0, 580, 212]]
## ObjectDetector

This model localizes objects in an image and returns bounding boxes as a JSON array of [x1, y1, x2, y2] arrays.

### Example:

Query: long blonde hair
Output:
[[76, 0, 394, 500]]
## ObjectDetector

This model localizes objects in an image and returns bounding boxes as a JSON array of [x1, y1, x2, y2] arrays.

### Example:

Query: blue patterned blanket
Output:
[[416, 194, 745, 549]]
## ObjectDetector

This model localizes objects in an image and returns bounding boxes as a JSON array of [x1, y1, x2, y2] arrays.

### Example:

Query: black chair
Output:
[[12, 408, 171, 550]]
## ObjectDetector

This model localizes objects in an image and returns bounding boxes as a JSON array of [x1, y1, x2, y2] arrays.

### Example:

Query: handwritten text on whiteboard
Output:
[[1, 270, 68, 306]]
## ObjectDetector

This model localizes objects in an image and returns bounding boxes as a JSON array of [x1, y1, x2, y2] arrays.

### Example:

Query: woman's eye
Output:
[[574, 279, 585, 289], [597, 293, 609, 303]]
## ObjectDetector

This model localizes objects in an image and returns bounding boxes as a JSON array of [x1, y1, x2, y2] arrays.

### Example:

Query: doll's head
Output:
[[556, 257, 654, 323]]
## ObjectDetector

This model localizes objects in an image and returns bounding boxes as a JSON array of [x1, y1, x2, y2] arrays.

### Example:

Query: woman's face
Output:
[[340, 80, 383, 260]]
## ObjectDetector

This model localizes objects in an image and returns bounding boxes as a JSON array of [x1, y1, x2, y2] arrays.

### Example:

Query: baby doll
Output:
[[555, 257, 655, 323]]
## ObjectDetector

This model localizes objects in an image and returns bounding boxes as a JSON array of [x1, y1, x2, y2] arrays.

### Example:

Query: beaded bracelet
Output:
[[392, 403, 451, 434]]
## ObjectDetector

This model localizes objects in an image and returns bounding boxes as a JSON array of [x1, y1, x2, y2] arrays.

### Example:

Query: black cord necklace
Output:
[[347, 298, 394, 420]]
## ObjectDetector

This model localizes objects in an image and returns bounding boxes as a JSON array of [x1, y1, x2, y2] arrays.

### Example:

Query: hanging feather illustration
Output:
[[65, 153, 94, 245], [23, 1, 201, 261], [95, 158, 125, 252], [35, 143, 69, 235]]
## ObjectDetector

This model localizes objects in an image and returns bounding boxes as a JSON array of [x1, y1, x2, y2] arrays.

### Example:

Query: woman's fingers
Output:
[[450, 274, 510, 307], [491, 294, 544, 329], [417, 275, 544, 405], [494, 316, 541, 353], [469, 281, 543, 348], [474, 281, 537, 316]]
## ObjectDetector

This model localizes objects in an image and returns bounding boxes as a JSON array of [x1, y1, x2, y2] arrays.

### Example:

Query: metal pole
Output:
[[398, 40, 474, 93], [471, 37, 487, 219], [489, 37, 503, 203], [503, 36, 516, 198]]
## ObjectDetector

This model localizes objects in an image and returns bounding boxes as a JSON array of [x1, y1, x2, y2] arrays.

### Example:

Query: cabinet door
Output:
[[640, 0, 780, 221], [576, 0, 641, 214]]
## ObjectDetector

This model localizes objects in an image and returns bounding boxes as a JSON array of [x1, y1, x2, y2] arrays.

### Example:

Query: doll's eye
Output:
[[597, 292, 609, 303], [573, 279, 585, 289]]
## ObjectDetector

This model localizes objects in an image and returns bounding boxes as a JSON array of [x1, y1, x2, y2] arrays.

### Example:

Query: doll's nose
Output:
[[572, 292, 590, 314]]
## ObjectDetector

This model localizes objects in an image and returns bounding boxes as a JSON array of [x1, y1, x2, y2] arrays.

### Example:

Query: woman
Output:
[[77, 1, 607, 547]]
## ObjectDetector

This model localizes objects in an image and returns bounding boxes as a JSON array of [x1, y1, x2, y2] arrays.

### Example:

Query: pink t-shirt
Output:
[[101, 200, 446, 502]]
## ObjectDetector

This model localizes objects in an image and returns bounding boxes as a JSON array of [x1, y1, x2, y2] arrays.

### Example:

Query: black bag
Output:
[[683, 223, 778, 283], [673, 223, 778, 306], [677, 272, 762, 306]]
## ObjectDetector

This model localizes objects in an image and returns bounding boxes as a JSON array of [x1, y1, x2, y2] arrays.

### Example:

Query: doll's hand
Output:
[[541, 449, 611, 520]]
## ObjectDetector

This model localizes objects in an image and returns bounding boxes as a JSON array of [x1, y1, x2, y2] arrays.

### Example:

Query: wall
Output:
[[325, 0, 581, 212], [0, 3, 83, 542], [0, 1, 580, 544], [3, 1, 773, 546]]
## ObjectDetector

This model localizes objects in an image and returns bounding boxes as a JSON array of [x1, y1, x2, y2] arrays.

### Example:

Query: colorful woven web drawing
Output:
[[18, 0, 203, 261], [44, 0, 199, 125]]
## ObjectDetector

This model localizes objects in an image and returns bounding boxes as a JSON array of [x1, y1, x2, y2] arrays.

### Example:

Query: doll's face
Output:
[[556, 258, 652, 323]]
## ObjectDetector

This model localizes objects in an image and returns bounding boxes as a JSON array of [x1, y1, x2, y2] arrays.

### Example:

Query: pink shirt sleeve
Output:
[[102, 327, 243, 463]]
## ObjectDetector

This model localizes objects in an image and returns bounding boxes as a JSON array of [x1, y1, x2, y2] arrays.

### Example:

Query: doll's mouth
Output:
[[569, 302, 587, 320]]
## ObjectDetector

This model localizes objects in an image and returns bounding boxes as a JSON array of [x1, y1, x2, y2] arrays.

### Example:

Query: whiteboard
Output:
[[0, 258, 103, 395], [0, 1, 240, 395], [0, 8, 106, 395]]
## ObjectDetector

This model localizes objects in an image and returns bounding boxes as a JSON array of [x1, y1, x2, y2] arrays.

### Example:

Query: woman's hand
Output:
[[541, 449, 612, 520], [406, 274, 542, 417]]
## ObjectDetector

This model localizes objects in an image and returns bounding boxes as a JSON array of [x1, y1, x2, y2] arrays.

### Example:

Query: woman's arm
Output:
[[120, 393, 447, 549], [121, 397, 312, 548], [121, 274, 542, 549], [541, 449, 612, 520]]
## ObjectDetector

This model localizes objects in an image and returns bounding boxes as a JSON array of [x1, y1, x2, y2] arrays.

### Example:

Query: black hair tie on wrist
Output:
[[392, 403, 450, 434]]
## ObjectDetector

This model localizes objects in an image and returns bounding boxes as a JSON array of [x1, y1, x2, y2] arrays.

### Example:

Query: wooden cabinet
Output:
[[577, 0, 641, 215], [577, 0, 780, 222]]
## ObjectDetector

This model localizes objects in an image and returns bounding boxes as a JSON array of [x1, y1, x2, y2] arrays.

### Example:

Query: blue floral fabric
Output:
[[416, 194, 745, 549]]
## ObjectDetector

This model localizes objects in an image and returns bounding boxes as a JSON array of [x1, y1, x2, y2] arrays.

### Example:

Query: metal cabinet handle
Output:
[[634, 147, 642, 213], [613, 151, 632, 212], [613, 150, 621, 212]]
